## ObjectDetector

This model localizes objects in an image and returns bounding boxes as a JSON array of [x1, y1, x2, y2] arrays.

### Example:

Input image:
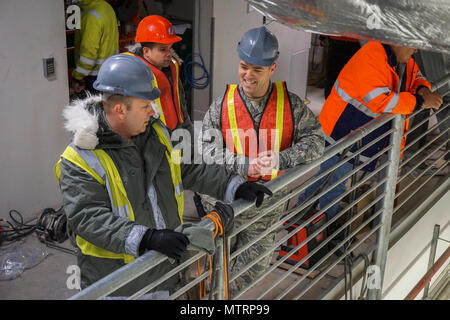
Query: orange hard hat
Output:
[[135, 15, 182, 44]]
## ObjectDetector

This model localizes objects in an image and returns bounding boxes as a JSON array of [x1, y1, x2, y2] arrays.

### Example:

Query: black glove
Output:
[[212, 202, 235, 235], [139, 229, 189, 260], [235, 181, 273, 208]]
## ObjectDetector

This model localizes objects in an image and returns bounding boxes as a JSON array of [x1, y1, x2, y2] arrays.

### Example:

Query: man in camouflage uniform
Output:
[[200, 27, 324, 298]]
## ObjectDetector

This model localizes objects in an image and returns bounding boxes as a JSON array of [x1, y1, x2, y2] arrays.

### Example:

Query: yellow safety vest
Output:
[[54, 121, 184, 263]]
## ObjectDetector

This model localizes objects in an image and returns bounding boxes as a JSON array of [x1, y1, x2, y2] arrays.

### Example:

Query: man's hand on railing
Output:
[[418, 87, 443, 109], [213, 202, 235, 235], [139, 228, 190, 260], [235, 181, 273, 208]]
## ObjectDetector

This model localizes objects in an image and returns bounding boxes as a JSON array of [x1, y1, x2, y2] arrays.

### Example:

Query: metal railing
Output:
[[322, 76, 449, 300], [404, 224, 450, 300], [69, 76, 449, 300]]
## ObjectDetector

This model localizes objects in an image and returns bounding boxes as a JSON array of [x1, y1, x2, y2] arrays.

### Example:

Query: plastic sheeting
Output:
[[0, 241, 48, 281], [246, 0, 450, 53]]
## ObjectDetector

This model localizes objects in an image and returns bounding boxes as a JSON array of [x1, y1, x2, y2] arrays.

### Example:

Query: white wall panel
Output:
[[0, 0, 70, 219]]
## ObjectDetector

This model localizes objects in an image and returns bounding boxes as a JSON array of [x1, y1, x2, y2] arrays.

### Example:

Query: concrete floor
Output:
[[0, 234, 77, 299], [0, 190, 200, 300]]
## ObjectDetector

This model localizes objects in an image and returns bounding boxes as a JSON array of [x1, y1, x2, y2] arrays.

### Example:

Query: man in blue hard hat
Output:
[[200, 26, 324, 298], [55, 54, 272, 297]]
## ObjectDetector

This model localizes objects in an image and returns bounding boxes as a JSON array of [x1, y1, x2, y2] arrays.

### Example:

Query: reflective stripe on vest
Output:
[[271, 82, 286, 179], [362, 86, 391, 104], [152, 122, 184, 221], [221, 82, 293, 181], [383, 93, 400, 113], [334, 80, 379, 118], [170, 57, 183, 124], [122, 52, 184, 130], [54, 145, 135, 263]]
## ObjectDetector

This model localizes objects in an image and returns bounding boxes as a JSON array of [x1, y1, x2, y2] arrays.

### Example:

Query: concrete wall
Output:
[[191, 0, 214, 121], [210, 0, 263, 106], [212, 1, 311, 108], [265, 22, 311, 100], [0, 0, 70, 220]]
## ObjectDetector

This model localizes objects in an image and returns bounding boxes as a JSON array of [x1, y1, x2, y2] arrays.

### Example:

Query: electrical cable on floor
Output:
[[1, 208, 77, 255], [0, 210, 37, 243], [340, 251, 371, 300]]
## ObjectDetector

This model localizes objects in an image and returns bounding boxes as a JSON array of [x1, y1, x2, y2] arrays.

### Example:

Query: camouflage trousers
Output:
[[201, 186, 289, 299]]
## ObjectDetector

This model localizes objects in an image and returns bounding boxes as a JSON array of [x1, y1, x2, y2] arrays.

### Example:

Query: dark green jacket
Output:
[[58, 95, 243, 295]]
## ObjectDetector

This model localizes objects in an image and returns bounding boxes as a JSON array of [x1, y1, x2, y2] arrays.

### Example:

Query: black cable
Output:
[[342, 253, 354, 300], [193, 192, 207, 217], [342, 139, 362, 251], [0, 210, 37, 243], [342, 140, 365, 300], [355, 252, 370, 299]]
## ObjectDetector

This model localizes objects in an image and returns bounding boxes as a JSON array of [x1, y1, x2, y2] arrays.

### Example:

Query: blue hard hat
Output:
[[237, 26, 279, 66], [94, 54, 161, 101]]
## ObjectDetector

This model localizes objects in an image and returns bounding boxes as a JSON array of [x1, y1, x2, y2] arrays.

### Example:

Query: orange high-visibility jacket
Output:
[[319, 41, 430, 169], [221, 82, 294, 180], [125, 52, 184, 131]]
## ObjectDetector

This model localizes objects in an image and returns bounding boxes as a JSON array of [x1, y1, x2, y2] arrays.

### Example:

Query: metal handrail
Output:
[[68, 112, 400, 300], [404, 245, 450, 300], [69, 73, 450, 300]]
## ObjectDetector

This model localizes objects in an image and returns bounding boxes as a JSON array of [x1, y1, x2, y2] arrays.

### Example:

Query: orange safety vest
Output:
[[124, 52, 184, 130], [221, 82, 294, 181], [319, 41, 431, 167]]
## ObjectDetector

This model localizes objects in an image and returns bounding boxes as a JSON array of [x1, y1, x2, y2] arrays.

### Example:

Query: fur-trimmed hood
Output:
[[63, 95, 103, 149]]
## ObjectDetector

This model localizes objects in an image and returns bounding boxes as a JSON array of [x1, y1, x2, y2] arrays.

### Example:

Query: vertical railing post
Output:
[[367, 114, 404, 300], [423, 224, 440, 299], [213, 240, 226, 300]]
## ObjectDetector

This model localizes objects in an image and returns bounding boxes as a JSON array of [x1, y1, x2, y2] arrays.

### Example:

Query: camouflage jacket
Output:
[[201, 82, 325, 178]]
